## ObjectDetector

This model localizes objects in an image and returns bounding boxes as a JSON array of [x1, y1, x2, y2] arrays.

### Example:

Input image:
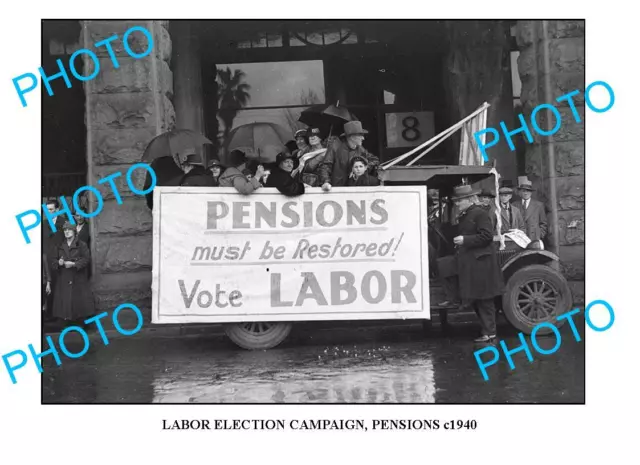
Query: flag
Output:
[[458, 103, 489, 166]]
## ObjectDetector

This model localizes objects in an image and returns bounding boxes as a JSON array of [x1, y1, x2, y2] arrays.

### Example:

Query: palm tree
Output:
[[216, 67, 251, 141]]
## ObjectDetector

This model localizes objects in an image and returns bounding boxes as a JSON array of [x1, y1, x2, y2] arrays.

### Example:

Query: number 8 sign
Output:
[[385, 111, 435, 148]]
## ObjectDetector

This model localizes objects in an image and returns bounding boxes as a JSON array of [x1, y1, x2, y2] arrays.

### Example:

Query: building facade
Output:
[[42, 20, 585, 319]]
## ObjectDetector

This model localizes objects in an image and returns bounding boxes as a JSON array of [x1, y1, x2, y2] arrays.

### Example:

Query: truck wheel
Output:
[[224, 322, 292, 350], [503, 264, 572, 335]]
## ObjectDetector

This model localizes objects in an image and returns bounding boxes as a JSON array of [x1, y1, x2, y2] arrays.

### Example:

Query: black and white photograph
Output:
[[39, 19, 587, 404], [1, 4, 635, 464]]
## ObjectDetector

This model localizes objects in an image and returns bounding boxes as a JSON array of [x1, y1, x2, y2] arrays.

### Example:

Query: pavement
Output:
[[42, 307, 478, 342], [42, 315, 586, 403]]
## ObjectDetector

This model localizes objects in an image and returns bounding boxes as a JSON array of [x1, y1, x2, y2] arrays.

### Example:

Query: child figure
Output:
[[346, 156, 380, 187]]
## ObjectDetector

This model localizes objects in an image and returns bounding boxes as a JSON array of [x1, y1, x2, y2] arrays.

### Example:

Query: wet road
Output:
[[42, 319, 585, 403]]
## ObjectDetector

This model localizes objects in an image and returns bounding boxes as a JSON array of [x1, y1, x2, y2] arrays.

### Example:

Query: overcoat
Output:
[[51, 237, 95, 320], [455, 204, 505, 300], [318, 139, 379, 187], [346, 173, 380, 187], [499, 203, 525, 235], [180, 166, 217, 187], [514, 198, 548, 241], [265, 167, 305, 196]]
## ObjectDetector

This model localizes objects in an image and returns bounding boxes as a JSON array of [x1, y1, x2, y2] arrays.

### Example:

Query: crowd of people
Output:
[[41, 117, 551, 345], [148, 120, 381, 200], [429, 177, 549, 344]]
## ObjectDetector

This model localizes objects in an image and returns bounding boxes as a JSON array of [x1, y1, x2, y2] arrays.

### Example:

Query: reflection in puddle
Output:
[[152, 345, 436, 403]]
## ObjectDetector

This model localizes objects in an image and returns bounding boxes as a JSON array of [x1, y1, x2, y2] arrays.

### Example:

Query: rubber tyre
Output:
[[224, 322, 293, 350], [502, 264, 572, 335]]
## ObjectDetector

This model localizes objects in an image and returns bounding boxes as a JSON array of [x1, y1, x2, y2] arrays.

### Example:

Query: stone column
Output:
[[516, 20, 585, 304], [443, 20, 516, 180], [83, 20, 174, 319], [172, 22, 205, 132], [171, 22, 207, 163]]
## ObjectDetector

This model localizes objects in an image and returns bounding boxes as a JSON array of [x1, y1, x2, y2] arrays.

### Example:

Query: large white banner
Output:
[[151, 186, 430, 323]]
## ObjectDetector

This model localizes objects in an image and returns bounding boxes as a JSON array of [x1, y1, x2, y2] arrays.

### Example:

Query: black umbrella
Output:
[[298, 102, 356, 138], [142, 129, 213, 166], [143, 156, 186, 211]]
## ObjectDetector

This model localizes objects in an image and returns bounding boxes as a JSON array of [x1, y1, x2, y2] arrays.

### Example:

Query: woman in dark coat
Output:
[[346, 156, 380, 187], [51, 221, 96, 322], [451, 185, 504, 342], [266, 152, 305, 197]]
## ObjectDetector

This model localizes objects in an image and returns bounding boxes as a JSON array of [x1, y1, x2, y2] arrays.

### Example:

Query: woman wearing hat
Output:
[[207, 157, 225, 186], [293, 127, 328, 187], [293, 129, 309, 156], [450, 185, 504, 342], [265, 152, 305, 197], [51, 221, 96, 322]]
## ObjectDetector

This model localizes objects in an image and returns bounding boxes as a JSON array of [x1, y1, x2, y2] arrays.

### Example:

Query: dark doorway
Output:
[[41, 20, 87, 200]]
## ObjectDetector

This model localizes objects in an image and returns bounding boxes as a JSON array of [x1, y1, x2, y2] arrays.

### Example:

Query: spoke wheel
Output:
[[503, 265, 572, 334], [224, 322, 293, 350]]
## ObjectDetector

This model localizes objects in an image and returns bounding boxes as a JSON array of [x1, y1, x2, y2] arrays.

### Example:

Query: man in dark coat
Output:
[[498, 181, 525, 235], [144, 156, 184, 210], [478, 188, 498, 233], [318, 121, 379, 190], [42, 199, 66, 320], [180, 153, 217, 187], [513, 178, 548, 245], [266, 152, 305, 197], [451, 185, 505, 342]]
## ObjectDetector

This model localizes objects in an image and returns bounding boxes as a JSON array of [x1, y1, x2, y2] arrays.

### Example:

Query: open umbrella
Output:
[[298, 102, 356, 138], [226, 122, 290, 163], [142, 129, 213, 165]]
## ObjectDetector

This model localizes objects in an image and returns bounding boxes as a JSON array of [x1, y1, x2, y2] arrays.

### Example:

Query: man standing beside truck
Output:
[[451, 185, 505, 343]]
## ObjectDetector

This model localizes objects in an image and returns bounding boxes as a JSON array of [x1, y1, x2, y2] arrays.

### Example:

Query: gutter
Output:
[[541, 21, 561, 258]]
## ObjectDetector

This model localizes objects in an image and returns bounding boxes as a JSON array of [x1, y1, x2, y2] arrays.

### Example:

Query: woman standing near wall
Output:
[[51, 222, 96, 323]]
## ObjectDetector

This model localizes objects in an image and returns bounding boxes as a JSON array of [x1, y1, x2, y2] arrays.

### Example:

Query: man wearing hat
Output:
[[179, 152, 218, 187], [451, 185, 504, 342], [498, 180, 525, 235], [318, 121, 379, 190], [265, 152, 306, 197], [478, 188, 498, 233], [514, 178, 548, 243]]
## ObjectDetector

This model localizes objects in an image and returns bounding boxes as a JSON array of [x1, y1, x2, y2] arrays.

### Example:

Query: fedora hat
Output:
[[518, 179, 536, 191], [341, 121, 369, 137], [480, 188, 495, 198], [185, 153, 204, 165], [451, 184, 481, 200], [499, 179, 515, 194]]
